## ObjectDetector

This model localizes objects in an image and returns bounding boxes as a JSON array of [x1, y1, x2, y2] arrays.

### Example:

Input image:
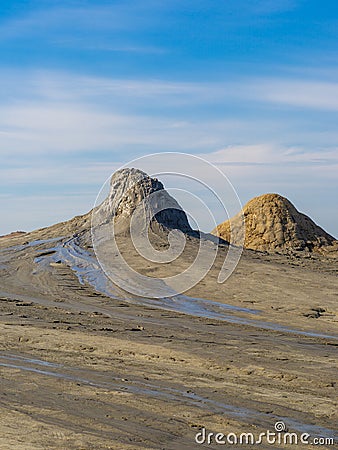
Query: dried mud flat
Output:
[[0, 231, 337, 449]]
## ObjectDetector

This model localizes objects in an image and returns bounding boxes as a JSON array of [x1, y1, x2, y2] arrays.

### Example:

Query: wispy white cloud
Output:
[[250, 78, 338, 111], [3, 69, 338, 113], [2, 70, 338, 158], [0, 70, 240, 155], [202, 144, 338, 166], [1, 69, 338, 167], [0, 70, 224, 102], [0, 102, 239, 155], [0, 2, 168, 57]]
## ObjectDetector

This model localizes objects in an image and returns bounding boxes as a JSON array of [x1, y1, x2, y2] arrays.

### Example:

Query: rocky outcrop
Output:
[[212, 193, 336, 253]]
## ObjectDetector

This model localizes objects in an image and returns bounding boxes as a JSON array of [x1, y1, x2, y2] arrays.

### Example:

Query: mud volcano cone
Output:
[[212, 193, 335, 253]]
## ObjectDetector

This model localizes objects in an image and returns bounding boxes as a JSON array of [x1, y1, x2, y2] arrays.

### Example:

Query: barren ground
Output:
[[0, 230, 337, 449]]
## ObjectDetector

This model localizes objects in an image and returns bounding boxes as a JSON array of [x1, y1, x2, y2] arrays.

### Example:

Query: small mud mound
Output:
[[212, 193, 336, 253]]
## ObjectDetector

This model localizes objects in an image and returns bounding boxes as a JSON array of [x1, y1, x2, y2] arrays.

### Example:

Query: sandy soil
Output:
[[0, 229, 337, 449]]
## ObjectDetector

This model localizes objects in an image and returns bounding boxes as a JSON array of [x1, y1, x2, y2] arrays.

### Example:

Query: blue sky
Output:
[[1, 0, 338, 236]]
